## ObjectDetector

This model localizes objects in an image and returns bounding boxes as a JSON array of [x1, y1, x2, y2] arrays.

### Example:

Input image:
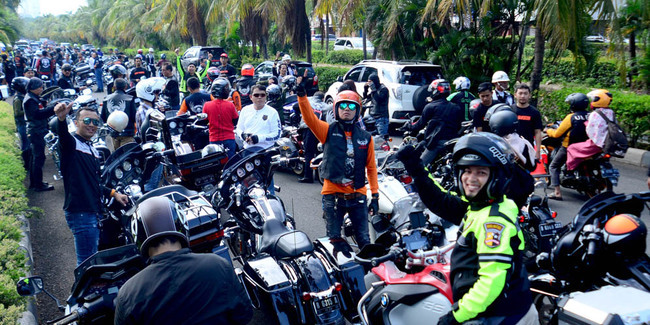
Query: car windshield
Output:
[[351, 39, 364, 48], [398, 66, 444, 86]]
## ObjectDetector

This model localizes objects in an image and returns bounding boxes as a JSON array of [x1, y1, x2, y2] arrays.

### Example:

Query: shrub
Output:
[[314, 66, 350, 91], [537, 85, 650, 147], [325, 50, 364, 65], [0, 102, 29, 324], [542, 60, 619, 88]]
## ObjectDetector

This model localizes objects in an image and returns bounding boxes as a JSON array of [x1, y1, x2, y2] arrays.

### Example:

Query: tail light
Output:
[[399, 174, 412, 184], [518, 215, 525, 223], [604, 154, 611, 159], [189, 229, 224, 247], [220, 157, 229, 165], [334, 282, 343, 292], [302, 292, 312, 301], [180, 168, 191, 176], [551, 211, 557, 219], [313, 75, 318, 86]]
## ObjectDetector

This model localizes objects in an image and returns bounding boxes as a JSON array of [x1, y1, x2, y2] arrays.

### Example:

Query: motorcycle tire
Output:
[[533, 293, 558, 325], [291, 162, 304, 176], [316, 169, 325, 185]]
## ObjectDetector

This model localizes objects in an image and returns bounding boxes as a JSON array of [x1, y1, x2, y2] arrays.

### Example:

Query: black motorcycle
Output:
[[16, 245, 146, 325], [212, 146, 366, 324]]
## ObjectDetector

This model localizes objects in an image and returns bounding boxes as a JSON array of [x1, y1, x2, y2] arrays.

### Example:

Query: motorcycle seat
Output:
[[260, 218, 314, 259]]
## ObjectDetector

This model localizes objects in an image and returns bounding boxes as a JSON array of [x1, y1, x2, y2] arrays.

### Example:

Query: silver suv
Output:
[[324, 60, 444, 124]]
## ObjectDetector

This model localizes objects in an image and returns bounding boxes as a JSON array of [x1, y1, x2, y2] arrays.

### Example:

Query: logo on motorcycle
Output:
[[484, 222, 504, 248], [380, 293, 390, 307]]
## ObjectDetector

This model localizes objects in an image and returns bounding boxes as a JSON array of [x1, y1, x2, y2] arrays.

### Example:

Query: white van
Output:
[[333, 37, 374, 53]]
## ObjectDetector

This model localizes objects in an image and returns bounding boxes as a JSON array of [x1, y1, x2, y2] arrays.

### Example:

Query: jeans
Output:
[[550, 146, 567, 187], [95, 68, 104, 91], [145, 165, 164, 192], [322, 194, 370, 247], [301, 129, 318, 181], [65, 212, 100, 266], [374, 116, 389, 138], [28, 130, 46, 187], [211, 139, 237, 159]]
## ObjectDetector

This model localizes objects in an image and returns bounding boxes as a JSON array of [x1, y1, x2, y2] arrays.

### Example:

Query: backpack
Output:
[[594, 109, 628, 158]]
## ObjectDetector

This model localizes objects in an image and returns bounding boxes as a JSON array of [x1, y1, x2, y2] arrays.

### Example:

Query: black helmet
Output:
[[109, 64, 127, 78], [132, 196, 189, 258], [211, 78, 230, 99], [281, 75, 297, 89], [427, 79, 451, 100], [61, 64, 73, 72], [484, 103, 513, 122], [565, 93, 589, 112], [267, 84, 282, 102], [11, 77, 30, 95], [161, 53, 167, 60], [452, 132, 515, 201], [488, 110, 519, 136]]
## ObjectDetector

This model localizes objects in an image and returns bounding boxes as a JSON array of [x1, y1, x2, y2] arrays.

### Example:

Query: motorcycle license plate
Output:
[[403, 184, 414, 193], [314, 295, 339, 314], [538, 221, 562, 237], [601, 167, 619, 186]]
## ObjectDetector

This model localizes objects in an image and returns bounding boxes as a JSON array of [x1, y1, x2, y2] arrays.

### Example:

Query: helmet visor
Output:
[[456, 153, 491, 167]]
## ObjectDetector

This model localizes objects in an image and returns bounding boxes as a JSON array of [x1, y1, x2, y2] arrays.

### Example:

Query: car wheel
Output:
[[412, 85, 430, 115]]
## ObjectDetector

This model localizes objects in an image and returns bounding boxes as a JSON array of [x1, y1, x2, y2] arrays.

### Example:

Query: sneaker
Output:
[[32, 183, 54, 192], [298, 178, 314, 184]]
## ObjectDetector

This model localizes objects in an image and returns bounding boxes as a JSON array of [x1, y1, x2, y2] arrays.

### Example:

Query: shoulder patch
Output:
[[484, 222, 505, 248]]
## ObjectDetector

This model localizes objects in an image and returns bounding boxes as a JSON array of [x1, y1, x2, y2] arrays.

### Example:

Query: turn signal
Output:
[[518, 215, 525, 223], [302, 292, 312, 301], [551, 211, 557, 219], [334, 283, 343, 292], [604, 154, 611, 159], [399, 175, 413, 184]]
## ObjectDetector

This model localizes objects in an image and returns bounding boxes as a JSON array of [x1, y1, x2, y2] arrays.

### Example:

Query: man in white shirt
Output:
[[236, 84, 282, 150]]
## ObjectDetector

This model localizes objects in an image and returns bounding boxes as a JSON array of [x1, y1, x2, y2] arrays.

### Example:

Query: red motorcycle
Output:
[[354, 228, 455, 325]]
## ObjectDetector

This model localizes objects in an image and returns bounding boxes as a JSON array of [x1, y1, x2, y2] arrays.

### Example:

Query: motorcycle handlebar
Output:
[[355, 249, 401, 267], [48, 310, 80, 325], [153, 149, 175, 158]]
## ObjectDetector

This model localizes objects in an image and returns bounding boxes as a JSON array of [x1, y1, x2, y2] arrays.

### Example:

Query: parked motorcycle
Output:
[[16, 245, 146, 325], [275, 125, 306, 176], [212, 146, 366, 324], [74, 61, 96, 89]]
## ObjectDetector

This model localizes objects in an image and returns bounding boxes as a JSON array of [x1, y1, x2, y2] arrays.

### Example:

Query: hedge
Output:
[[537, 85, 650, 148], [542, 60, 621, 89], [0, 101, 29, 323], [314, 66, 351, 91]]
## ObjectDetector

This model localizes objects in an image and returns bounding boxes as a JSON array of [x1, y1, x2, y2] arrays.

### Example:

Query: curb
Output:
[[612, 148, 650, 168], [17, 214, 38, 325]]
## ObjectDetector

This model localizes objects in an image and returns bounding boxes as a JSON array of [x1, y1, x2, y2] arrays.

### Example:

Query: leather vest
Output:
[[321, 122, 371, 190], [569, 111, 589, 145]]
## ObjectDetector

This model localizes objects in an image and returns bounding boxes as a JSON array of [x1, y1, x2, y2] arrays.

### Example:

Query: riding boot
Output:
[[21, 149, 31, 171]]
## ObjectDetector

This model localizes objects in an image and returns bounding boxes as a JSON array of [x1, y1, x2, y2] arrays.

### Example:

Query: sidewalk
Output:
[[613, 148, 650, 168]]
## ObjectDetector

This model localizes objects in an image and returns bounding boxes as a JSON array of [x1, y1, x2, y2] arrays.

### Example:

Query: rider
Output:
[[216, 53, 237, 79], [566, 89, 615, 171], [363, 73, 389, 138], [447, 76, 476, 121], [35, 50, 54, 82], [130, 55, 150, 86], [11, 77, 31, 169], [177, 77, 212, 116], [175, 48, 203, 97], [396, 132, 537, 325], [491, 71, 514, 105], [114, 196, 252, 325], [472, 82, 495, 132], [203, 78, 239, 158], [400, 79, 463, 166], [23, 77, 55, 192], [101, 78, 137, 150], [135, 77, 167, 191], [546, 93, 590, 200], [237, 63, 256, 108], [144, 48, 156, 77], [57, 64, 86, 93], [296, 84, 379, 248]]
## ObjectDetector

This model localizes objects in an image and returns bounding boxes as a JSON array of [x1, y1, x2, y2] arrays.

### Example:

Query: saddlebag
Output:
[[557, 285, 650, 325], [241, 256, 296, 323]]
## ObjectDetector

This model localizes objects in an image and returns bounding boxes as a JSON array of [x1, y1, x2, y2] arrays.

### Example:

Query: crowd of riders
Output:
[[3, 40, 634, 324]]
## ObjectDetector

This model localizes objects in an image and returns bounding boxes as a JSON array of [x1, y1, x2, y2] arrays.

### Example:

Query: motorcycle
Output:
[[523, 191, 650, 324], [74, 61, 96, 89], [16, 245, 146, 325], [275, 125, 307, 176], [212, 146, 366, 324]]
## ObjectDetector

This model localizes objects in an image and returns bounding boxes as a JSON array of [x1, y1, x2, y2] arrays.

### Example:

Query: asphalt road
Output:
[[25, 94, 650, 323]]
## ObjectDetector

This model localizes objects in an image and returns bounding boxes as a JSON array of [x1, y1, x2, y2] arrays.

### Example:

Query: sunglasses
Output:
[[252, 93, 267, 98], [82, 117, 101, 126], [338, 102, 358, 111]]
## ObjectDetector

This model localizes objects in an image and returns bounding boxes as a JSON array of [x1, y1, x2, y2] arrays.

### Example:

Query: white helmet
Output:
[[107, 110, 129, 133], [491, 71, 510, 83], [453, 76, 471, 91], [148, 48, 154, 53], [282, 54, 291, 61], [136, 77, 166, 102]]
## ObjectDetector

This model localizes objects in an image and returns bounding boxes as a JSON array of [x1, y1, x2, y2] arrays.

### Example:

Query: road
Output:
[[26, 100, 650, 323]]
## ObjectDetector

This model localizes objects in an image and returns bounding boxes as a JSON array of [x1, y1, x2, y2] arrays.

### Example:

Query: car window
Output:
[[346, 41, 352, 47], [398, 66, 444, 86], [351, 39, 364, 48], [257, 62, 274, 75], [381, 68, 397, 84], [345, 67, 363, 82], [295, 65, 315, 78], [335, 39, 345, 46], [360, 67, 377, 82], [183, 49, 195, 59]]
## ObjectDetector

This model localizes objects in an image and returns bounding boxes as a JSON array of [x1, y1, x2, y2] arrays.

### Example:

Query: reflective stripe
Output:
[[479, 254, 513, 264]]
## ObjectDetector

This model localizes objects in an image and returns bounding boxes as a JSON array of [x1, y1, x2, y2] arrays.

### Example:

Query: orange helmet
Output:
[[334, 90, 361, 123], [587, 89, 612, 109], [241, 63, 254, 77]]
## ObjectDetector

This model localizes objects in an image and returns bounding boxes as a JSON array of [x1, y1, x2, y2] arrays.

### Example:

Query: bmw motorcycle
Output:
[[212, 146, 366, 324]]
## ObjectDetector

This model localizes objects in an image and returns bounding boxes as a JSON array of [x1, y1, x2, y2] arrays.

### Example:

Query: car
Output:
[[323, 59, 444, 124], [312, 34, 337, 41], [15, 40, 29, 51], [585, 34, 608, 43], [180, 46, 225, 72], [81, 44, 95, 51], [254, 60, 319, 96], [333, 37, 374, 53]]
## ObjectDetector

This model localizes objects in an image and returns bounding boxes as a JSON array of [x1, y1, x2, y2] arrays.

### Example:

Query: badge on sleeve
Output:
[[484, 222, 504, 248], [263, 115, 268, 120]]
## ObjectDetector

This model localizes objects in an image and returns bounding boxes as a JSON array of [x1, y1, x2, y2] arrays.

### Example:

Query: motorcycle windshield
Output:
[[223, 146, 265, 171]]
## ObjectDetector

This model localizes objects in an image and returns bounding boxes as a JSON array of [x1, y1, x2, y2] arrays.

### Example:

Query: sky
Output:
[[39, 0, 86, 16]]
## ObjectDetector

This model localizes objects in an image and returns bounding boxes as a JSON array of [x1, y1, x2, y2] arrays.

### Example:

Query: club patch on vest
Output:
[[484, 222, 504, 248], [263, 115, 268, 120]]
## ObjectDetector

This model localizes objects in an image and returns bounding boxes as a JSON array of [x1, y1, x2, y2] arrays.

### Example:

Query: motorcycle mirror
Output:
[[81, 87, 92, 95], [16, 276, 44, 296], [371, 215, 391, 233], [196, 113, 208, 121], [64, 89, 76, 96]]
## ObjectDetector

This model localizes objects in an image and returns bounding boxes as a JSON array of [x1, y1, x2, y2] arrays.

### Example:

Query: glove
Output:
[[294, 83, 306, 97], [369, 194, 379, 216], [396, 144, 424, 174], [437, 311, 459, 325]]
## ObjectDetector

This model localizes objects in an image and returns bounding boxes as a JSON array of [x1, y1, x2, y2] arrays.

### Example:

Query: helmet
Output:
[[452, 132, 515, 201], [161, 53, 167, 60], [134, 54, 143, 60], [491, 71, 510, 83], [109, 64, 127, 78], [281, 75, 297, 89], [61, 64, 72, 72], [427, 79, 451, 100], [334, 90, 362, 123], [266, 84, 282, 102], [282, 54, 291, 61], [136, 77, 166, 102], [453, 76, 471, 91], [603, 213, 647, 259], [488, 110, 519, 136], [74, 94, 99, 110], [484, 103, 514, 122], [131, 196, 189, 258], [211, 78, 230, 99], [107, 110, 129, 133], [201, 144, 225, 158], [587, 89, 612, 108], [27, 77, 44, 91], [11, 77, 30, 95], [148, 48, 154, 53], [564, 93, 589, 112], [205, 67, 220, 83], [241, 63, 254, 77], [137, 49, 143, 54]]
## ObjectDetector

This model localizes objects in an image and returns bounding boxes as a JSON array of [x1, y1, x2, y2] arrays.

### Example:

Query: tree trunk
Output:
[[362, 27, 367, 60], [629, 31, 637, 76], [325, 15, 330, 55], [530, 27, 545, 97], [306, 17, 312, 62]]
